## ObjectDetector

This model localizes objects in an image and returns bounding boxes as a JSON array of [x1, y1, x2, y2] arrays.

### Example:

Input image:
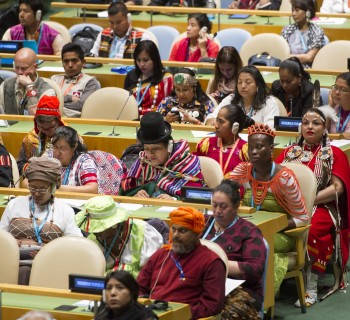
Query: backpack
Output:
[[88, 150, 127, 195], [248, 52, 281, 67], [72, 27, 100, 55], [120, 143, 144, 170]]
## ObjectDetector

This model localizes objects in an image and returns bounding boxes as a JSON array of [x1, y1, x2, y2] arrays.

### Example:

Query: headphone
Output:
[[35, 9, 42, 22], [232, 122, 239, 134], [167, 140, 174, 153], [102, 290, 106, 303], [127, 13, 131, 24], [306, 10, 311, 19]]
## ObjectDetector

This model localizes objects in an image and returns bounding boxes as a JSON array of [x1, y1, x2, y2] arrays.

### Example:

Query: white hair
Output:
[[17, 310, 54, 320]]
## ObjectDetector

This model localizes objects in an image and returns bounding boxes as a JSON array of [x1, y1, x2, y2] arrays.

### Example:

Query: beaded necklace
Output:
[[136, 78, 159, 112], [202, 216, 239, 241], [251, 162, 276, 211], [29, 196, 54, 245]]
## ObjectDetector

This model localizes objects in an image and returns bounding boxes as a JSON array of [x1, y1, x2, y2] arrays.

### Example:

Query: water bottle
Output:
[[206, 0, 215, 20]]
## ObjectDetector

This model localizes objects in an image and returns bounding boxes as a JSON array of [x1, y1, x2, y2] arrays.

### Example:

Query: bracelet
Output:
[[26, 83, 35, 89]]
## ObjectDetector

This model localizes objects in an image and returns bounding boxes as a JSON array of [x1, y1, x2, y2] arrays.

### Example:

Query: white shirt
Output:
[[0, 196, 83, 237], [205, 94, 280, 129], [320, 0, 350, 13]]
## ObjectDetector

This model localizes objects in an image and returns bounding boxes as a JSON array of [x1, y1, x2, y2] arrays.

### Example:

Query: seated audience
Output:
[[120, 112, 205, 199], [0, 155, 82, 285], [271, 57, 322, 117], [320, 0, 350, 13], [17, 95, 64, 175], [137, 207, 226, 319], [2, 0, 63, 55], [281, 0, 324, 68], [157, 68, 214, 125], [124, 40, 173, 117], [96, 270, 158, 320], [230, 123, 308, 294], [276, 108, 350, 307], [149, 0, 207, 6], [52, 126, 98, 194], [206, 46, 243, 105], [51, 43, 100, 118], [0, 48, 55, 115], [228, 0, 281, 9], [205, 66, 279, 128], [169, 14, 219, 62], [90, 2, 149, 58], [75, 195, 163, 276], [202, 179, 265, 317], [329, 72, 350, 138], [194, 104, 252, 177], [18, 310, 54, 320]]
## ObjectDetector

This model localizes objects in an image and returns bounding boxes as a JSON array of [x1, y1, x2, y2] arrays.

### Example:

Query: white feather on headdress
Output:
[[318, 105, 339, 123]]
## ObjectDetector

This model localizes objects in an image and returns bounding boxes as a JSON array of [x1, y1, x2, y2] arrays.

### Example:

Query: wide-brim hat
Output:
[[137, 112, 172, 144], [75, 195, 129, 233]]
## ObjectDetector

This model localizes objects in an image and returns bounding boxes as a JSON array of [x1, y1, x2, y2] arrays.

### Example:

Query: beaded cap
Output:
[[247, 124, 276, 138], [174, 73, 197, 86]]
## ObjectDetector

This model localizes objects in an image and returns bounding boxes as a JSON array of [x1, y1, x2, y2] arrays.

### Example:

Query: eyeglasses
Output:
[[331, 85, 350, 94], [174, 87, 193, 94], [53, 146, 71, 153], [28, 185, 51, 194]]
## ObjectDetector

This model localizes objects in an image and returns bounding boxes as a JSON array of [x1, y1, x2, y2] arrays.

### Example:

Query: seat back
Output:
[[283, 162, 316, 218], [200, 239, 229, 277], [198, 156, 224, 188], [68, 23, 103, 37], [279, 0, 292, 11], [215, 28, 252, 52], [9, 152, 19, 187], [274, 97, 288, 117], [320, 87, 330, 105], [29, 236, 106, 289], [44, 21, 71, 45], [0, 230, 19, 284], [42, 77, 64, 117], [147, 26, 180, 60], [312, 40, 350, 70], [133, 27, 158, 47], [0, 70, 16, 79], [239, 33, 290, 66], [81, 87, 139, 120]]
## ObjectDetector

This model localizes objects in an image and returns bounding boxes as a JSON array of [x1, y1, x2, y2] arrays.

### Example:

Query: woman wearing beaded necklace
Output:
[[124, 40, 173, 117], [230, 123, 308, 295], [328, 72, 350, 139], [202, 179, 266, 318], [276, 108, 350, 307], [0, 155, 82, 285], [194, 104, 253, 178]]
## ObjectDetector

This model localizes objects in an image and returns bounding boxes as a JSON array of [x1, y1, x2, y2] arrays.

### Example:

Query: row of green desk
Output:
[[0, 187, 287, 318]]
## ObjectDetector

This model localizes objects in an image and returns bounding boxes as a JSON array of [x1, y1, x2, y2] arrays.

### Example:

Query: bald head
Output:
[[14, 48, 38, 81]]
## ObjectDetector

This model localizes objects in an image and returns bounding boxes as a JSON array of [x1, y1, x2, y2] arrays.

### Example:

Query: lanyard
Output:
[[103, 223, 122, 260], [109, 36, 126, 58], [62, 162, 72, 185], [30, 198, 50, 246], [170, 252, 186, 281], [336, 107, 350, 133], [297, 29, 308, 54], [202, 216, 239, 242], [219, 138, 240, 175], [60, 74, 83, 96], [136, 82, 152, 107], [251, 162, 276, 211]]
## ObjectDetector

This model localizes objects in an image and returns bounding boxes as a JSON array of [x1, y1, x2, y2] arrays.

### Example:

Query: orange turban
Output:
[[169, 207, 205, 234]]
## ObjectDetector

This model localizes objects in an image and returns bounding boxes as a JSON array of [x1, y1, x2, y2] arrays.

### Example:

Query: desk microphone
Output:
[[109, 90, 134, 136]]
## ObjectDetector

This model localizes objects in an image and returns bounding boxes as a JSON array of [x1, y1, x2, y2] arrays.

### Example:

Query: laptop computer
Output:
[[0, 40, 38, 68]]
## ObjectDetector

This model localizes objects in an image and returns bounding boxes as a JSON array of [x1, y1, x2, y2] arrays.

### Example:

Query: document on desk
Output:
[[191, 131, 215, 138], [60, 198, 86, 209], [97, 10, 108, 18], [312, 17, 346, 25], [330, 140, 350, 148], [156, 206, 178, 212], [118, 203, 143, 211], [226, 279, 245, 296]]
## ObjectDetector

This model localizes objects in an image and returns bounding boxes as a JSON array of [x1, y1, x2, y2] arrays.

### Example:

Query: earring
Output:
[[168, 140, 174, 153], [231, 122, 239, 134]]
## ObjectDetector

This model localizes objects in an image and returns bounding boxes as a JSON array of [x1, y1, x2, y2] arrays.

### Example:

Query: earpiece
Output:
[[102, 290, 106, 303], [35, 10, 42, 22], [168, 140, 174, 153], [127, 13, 131, 24], [232, 122, 239, 134], [306, 10, 311, 19], [200, 26, 208, 34]]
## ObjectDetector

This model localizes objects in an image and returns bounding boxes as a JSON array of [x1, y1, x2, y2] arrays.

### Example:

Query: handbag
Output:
[[248, 52, 281, 67]]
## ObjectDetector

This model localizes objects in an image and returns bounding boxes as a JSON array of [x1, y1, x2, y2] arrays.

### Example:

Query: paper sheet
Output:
[[156, 206, 178, 212], [97, 10, 108, 18], [118, 203, 143, 211], [226, 279, 245, 296], [330, 140, 350, 148], [60, 198, 86, 208], [312, 17, 346, 25], [0, 120, 8, 127], [191, 131, 215, 138]]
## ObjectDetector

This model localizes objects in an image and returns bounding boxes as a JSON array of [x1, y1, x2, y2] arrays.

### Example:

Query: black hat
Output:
[[137, 112, 172, 144]]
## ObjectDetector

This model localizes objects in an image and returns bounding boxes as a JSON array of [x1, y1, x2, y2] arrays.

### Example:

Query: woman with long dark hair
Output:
[[124, 40, 173, 116]]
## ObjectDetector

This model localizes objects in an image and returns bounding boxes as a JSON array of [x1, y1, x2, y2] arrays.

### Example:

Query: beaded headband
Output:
[[174, 73, 198, 86], [248, 124, 276, 138], [302, 111, 326, 123]]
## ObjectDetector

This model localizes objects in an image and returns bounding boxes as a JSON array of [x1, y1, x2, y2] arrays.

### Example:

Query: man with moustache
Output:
[[137, 207, 226, 320]]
